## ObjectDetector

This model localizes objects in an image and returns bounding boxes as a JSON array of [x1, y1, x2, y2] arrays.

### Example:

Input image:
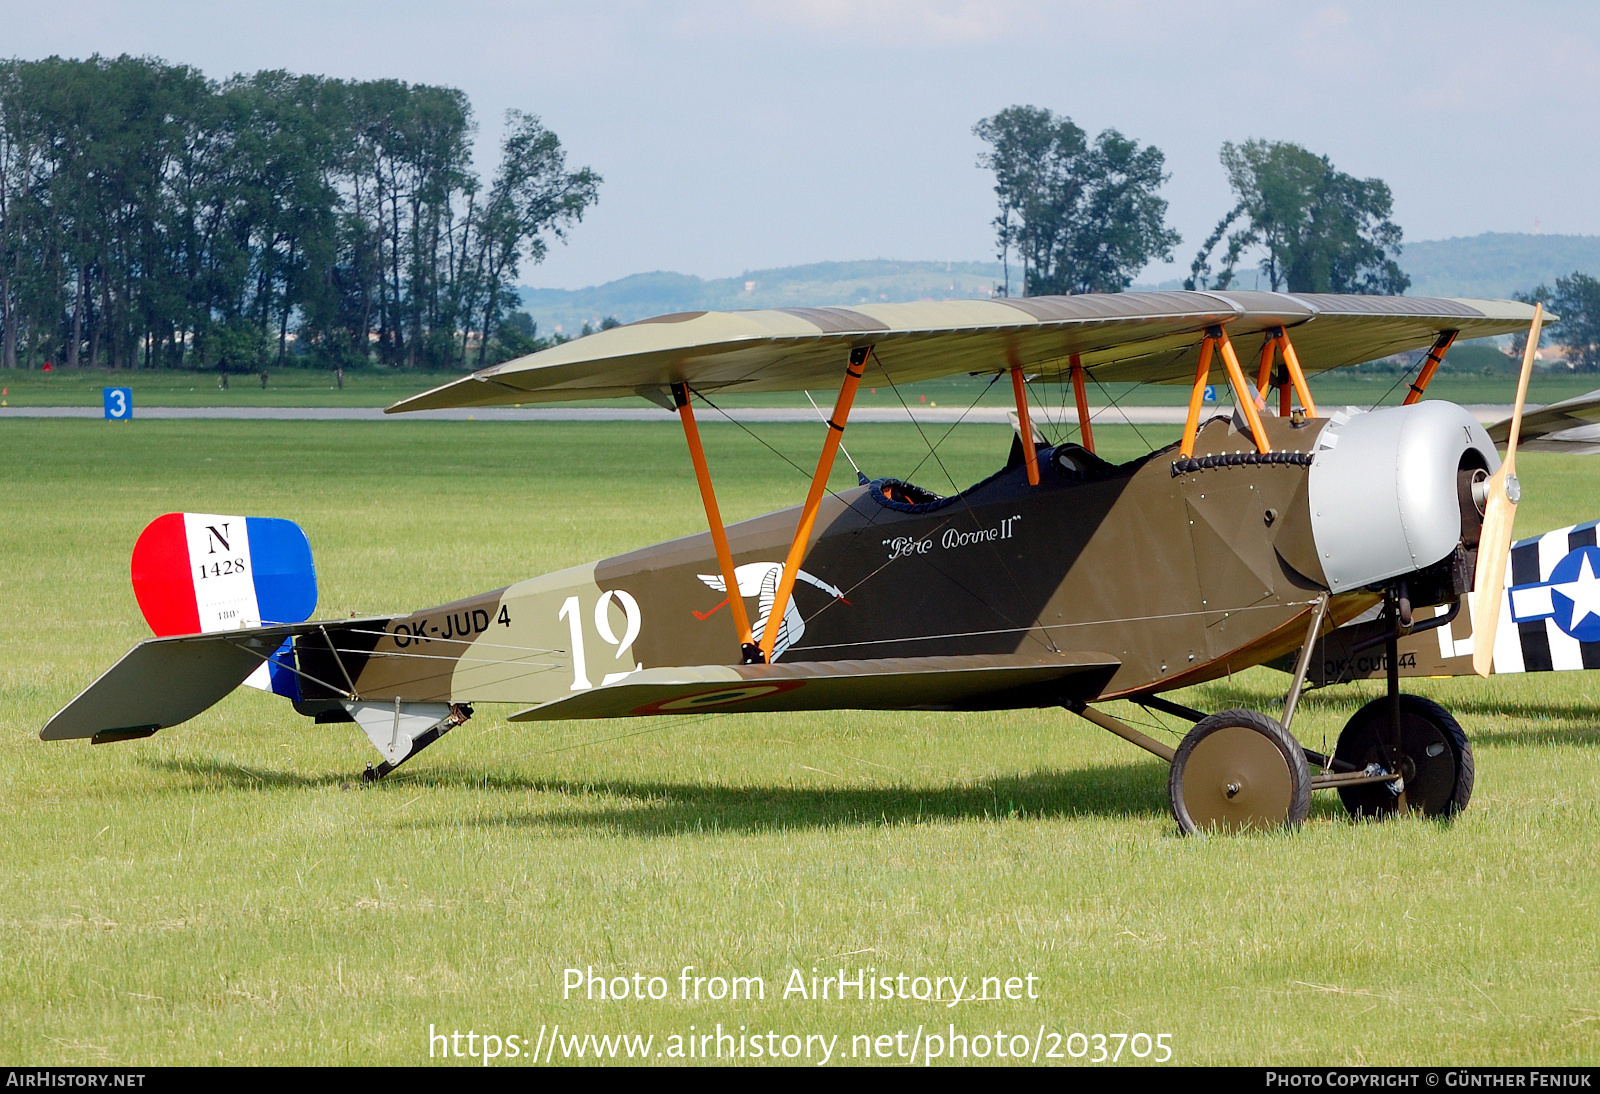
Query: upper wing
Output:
[[1487, 387, 1600, 454], [506, 652, 1119, 720], [388, 291, 1538, 412]]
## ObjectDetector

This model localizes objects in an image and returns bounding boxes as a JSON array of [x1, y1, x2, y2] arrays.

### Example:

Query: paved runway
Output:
[[0, 404, 1519, 424]]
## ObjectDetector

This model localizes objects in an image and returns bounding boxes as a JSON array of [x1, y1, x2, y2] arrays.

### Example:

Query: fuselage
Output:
[[293, 403, 1495, 715]]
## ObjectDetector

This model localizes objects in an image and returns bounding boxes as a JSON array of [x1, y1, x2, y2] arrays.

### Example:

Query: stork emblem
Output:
[[695, 563, 848, 660]]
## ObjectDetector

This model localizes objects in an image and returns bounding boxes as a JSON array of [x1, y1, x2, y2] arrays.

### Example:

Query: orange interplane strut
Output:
[[674, 382, 760, 663], [1009, 361, 1040, 486], [758, 347, 869, 661], [1403, 331, 1458, 405]]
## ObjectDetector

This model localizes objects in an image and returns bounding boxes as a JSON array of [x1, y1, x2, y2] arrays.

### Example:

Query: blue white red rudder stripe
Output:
[[130, 513, 317, 697]]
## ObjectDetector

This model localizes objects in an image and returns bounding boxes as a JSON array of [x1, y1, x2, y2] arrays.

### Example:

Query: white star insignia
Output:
[[1552, 551, 1600, 635]]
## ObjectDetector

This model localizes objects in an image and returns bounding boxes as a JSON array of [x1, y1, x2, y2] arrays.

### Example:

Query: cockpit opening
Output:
[[867, 434, 1143, 514]]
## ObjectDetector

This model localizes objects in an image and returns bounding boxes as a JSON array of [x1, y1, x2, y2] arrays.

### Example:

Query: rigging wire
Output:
[[895, 370, 1003, 488], [690, 388, 815, 481], [691, 384, 898, 536], [1022, 372, 1058, 446], [875, 353, 1058, 653], [805, 389, 864, 481], [796, 596, 1318, 657], [1370, 346, 1429, 411], [1089, 372, 1159, 453]]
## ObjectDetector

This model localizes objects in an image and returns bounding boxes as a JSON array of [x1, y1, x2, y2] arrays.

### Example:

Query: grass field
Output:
[[3, 418, 1598, 1066], [2, 361, 1597, 413]]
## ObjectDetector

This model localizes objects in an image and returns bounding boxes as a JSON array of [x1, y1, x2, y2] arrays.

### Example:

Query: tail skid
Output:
[[347, 700, 473, 781]]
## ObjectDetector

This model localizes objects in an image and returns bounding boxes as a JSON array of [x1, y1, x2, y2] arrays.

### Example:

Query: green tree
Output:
[[1551, 273, 1600, 372], [974, 105, 1178, 296], [457, 110, 599, 367], [1520, 273, 1600, 371], [1186, 140, 1408, 295], [0, 59, 599, 374]]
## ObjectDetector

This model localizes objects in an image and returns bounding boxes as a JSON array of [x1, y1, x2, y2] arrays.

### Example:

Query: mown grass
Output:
[[2, 419, 1598, 1066]]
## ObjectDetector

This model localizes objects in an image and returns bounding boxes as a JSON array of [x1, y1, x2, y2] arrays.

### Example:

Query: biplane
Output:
[[42, 290, 1549, 834]]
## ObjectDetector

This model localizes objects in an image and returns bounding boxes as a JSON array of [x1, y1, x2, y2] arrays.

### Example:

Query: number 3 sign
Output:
[[103, 387, 132, 420]]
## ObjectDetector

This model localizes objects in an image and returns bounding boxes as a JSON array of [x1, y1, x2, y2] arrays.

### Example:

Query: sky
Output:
[[5, 0, 1597, 289]]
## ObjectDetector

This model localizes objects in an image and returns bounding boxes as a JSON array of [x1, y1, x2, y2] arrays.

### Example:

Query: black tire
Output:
[[1169, 709, 1312, 835], [1333, 694, 1474, 819]]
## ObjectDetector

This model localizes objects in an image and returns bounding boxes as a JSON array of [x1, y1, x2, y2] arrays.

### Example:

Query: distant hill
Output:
[[1135, 233, 1600, 299], [518, 260, 1004, 335], [517, 234, 1600, 332], [1397, 233, 1600, 299]]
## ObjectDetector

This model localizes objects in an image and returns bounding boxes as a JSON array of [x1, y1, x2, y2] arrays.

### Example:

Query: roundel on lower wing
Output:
[[1548, 546, 1600, 643], [630, 680, 805, 716]]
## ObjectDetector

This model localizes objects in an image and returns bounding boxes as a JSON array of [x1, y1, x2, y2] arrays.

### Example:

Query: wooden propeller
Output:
[[1472, 303, 1544, 677]]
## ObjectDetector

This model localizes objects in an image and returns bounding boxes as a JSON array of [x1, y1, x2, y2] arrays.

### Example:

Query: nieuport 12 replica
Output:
[[43, 290, 1550, 833]]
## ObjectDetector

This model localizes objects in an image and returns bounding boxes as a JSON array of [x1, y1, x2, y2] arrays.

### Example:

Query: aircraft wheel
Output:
[[1333, 694, 1474, 819], [1169, 709, 1311, 834]]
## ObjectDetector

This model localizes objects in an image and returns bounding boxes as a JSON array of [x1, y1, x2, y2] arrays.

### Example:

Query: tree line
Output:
[[973, 107, 1408, 298], [0, 55, 598, 372], [3, 62, 1591, 373], [973, 105, 1596, 369]]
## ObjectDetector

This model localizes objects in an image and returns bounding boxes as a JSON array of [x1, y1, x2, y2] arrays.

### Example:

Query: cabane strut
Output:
[[1181, 325, 1320, 458]]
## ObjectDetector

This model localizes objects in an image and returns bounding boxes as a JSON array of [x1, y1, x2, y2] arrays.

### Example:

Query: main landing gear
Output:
[[1071, 585, 1475, 834], [1331, 694, 1474, 819], [1168, 709, 1310, 833], [1161, 700, 1474, 833]]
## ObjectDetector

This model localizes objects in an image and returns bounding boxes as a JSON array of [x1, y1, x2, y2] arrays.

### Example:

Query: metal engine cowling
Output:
[[1307, 402, 1498, 594]]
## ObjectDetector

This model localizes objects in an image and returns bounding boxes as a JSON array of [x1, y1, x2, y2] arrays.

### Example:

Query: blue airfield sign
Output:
[[103, 387, 132, 420]]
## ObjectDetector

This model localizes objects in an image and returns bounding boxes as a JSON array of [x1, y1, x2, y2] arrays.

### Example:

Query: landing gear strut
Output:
[[1070, 578, 1474, 833]]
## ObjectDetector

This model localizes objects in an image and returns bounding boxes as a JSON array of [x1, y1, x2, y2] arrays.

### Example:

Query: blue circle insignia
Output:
[[1547, 545, 1600, 643]]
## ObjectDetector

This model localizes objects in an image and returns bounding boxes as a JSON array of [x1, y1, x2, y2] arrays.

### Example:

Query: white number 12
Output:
[[559, 591, 643, 691]]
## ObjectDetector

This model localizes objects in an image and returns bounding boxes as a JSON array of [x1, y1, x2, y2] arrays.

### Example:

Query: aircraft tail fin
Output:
[[131, 512, 318, 700]]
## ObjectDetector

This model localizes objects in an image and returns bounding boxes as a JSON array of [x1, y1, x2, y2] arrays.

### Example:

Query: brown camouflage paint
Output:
[[298, 413, 1389, 716]]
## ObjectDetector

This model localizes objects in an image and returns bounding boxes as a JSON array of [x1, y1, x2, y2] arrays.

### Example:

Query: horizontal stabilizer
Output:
[[507, 652, 1119, 721], [41, 619, 387, 742]]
